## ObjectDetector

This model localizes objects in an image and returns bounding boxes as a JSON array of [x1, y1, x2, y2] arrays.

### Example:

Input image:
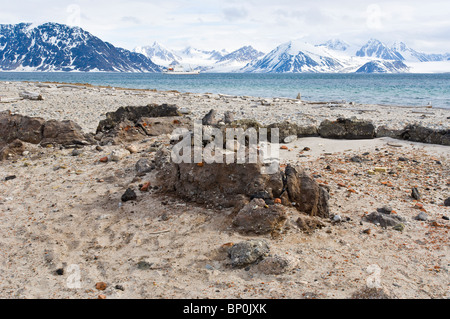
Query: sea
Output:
[[1, 72, 449, 109]]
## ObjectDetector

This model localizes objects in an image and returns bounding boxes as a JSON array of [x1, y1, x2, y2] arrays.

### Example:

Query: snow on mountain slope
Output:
[[356, 38, 404, 61], [0, 22, 161, 72], [133, 42, 181, 67]]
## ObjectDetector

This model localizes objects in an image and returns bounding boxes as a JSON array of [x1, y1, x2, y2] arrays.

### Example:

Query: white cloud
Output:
[[1, 0, 450, 53]]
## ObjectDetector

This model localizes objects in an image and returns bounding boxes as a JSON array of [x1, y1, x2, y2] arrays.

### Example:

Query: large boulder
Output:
[[40, 120, 88, 147], [268, 121, 318, 141], [318, 118, 375, 139]]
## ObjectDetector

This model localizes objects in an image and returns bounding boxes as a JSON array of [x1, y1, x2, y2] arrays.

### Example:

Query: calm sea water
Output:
[[1, 72, 449, 109]]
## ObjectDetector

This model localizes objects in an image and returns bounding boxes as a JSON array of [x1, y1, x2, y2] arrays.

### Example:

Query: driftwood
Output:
[[19, 91, 44, 101]]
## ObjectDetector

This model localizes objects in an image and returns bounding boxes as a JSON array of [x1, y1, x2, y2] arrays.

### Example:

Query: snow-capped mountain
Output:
[[356, 60, 409, 73], [0, 22, 161, 72], [218, 46, 264, 63], [318, 39, 351, 52], [356, 38, 404, 61], [133, 41, 181, 67], [242, 40, 348, 73]]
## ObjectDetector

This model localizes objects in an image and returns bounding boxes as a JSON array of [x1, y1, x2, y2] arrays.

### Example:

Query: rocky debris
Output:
[[377, 206, 393, 214], [411, 188, 421, 201], [109, 149, 130, 162], [318, 118, 376, 140], [267, 121, 318, 141], [95, 104, 190, 145], [256, 255, 297, 275], [4, 175, 17, 181], [232, 199, 288, 235], [228, 240, 270, 268], [0, 139, 25, 160], [296, 215, 326, 233], [135, 158, 155, 176], [363, 211, 406, 228], [155, 147, 329, 218], [0, 111, 89, 155], [121, 188, 137, 202], [376, 125, 403, 139], [400, 124, 449, 146]]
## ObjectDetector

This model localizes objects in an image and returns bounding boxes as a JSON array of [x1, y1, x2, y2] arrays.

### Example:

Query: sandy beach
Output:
[[0, 81, 449, 299]]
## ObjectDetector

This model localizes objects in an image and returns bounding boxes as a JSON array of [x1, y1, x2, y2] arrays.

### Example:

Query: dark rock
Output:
[[285, 165, 330, 218], [444, 197, 450, 207], [136, 261, 153, 270], [256, 255, 296, 275], [223, 111, 235, 124], [398, 157, 408, 162], [363, 212, 406, 228], [443, 216, 449, 220], [121, 188, 137, 202], [202, 109, 218, 126], [40, 120, 87, 147], [377, 206, 393, 214], [55, 268, 64, 276], [400, 124, 450, 146], [318, 118, 375, 139], [376, 126, 403, 139], [4, 175, 17, 181], [0, 139, 25, 160], [135, 158, 154, 175], [415, 212, 428, 221], [267, 121, 318, 141], [228, 240, 270, 268], [411, 188, 421, 201], [351, 156, 362, 163], [115, 285, 125, 291], [232, 198, 288, 235]]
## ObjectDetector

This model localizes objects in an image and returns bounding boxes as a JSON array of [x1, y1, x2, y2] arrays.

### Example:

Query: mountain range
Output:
[[1, 22, 449, 73]]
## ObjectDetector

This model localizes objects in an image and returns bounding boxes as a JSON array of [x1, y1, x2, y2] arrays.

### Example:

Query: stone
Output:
[[223, 111, 235, 124], [95, 282, 107, 291], [4, 175, 17, 181], [41, 120, 87, 147], [268, 121, 318, 141], [202, 109, 218, 126], [318, 118, 375, 140], [443, 197, 449, 207], [374, 167, 388, 173], [393, 223, 405, 232], [109, 149, 129, 162], [411, 188, 421, 201], [296, 215, 326, 233], [228, 240, 270, 268], [126, 144, 138, 154], [232, 199, 288, 235], [135, 158, 154, 175], [363, 212, 406, 228], [377, 206, 393, 214], [136, 261, 153, 270], [121, 188, 137, 202], [256, 255, 297, 275], [415, 212, 428, 221], [283, 135, 297, 144], [400, 124, 449, 146]]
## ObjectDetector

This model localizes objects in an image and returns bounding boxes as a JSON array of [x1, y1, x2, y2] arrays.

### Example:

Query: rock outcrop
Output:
[[318, 118, 376, 140], [95, 104, 191, 145], [0, 110, 90, 160]]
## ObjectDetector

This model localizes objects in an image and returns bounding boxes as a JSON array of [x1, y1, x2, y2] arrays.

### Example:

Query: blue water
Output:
[[1, 72, 449, 109]]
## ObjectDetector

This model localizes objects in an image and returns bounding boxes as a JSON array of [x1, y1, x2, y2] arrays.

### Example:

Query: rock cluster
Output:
[[0, 110, 89, 160]]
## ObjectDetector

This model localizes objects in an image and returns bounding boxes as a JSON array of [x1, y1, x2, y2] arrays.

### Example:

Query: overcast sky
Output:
[[1, 0, 450, 53]]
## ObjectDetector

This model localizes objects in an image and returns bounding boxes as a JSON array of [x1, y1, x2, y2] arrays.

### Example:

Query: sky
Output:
[[1, 0, 450, 54]]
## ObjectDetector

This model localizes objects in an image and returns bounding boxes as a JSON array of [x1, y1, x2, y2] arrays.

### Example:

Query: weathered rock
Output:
[[376, 126, 403, 139], [445, 197, 450, 207], [40, 120, 87, 147], [121, 188, 137, 202], [285, 165, 330, 218], [0, 139, 25, 160], [296, 215, 326, 233], [232, 199, 288, 235], [202, 109, 218, 126], [415, 212, 428, 221], [135, 158, 154, 175], [411, 188, 421, 201], [155, 147, 329, 217], [363, 212, 406, 228], [283, 135, 297, 144], [256, 255, 297, 275], [223, 111, 235, 124], [228, 240, 270, 268], [268, 121, 318, 141], [95, 104, 190, 145], [318, 118, 375, 139], [400, 124, 450, 146]]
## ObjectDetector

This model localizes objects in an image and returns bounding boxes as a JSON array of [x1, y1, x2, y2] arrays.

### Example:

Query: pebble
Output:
[[121, 188, 137, 202], [126, 144, 138, 154], [411, 188, 421, 201], [71, 149, 83, 156], [415, 212, 428, 221], [4, 175, 16, 181], [374, 167, 388, 173], [95, 282, 107, 291], [284, 135, 297, 144]]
